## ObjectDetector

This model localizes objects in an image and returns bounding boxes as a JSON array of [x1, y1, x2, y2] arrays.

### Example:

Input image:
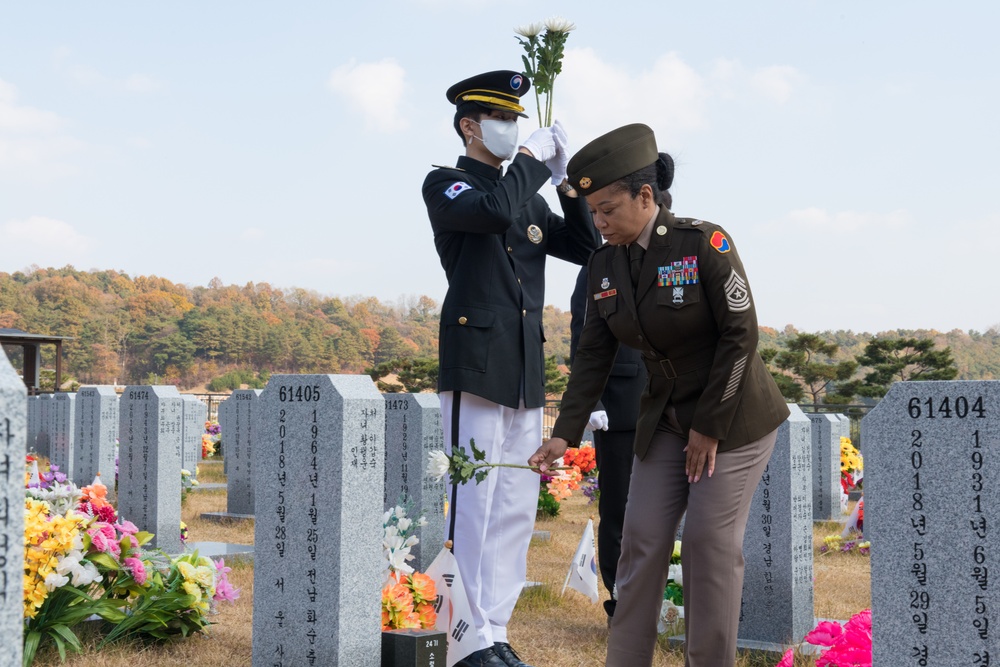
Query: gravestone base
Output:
[[381, 629, 446, 667], [182, 541, 255, 565], [531, 530, 551, 542], [200, 511, 254, 523], [665, 636, 825, 658], [191, 482, 226, 491]]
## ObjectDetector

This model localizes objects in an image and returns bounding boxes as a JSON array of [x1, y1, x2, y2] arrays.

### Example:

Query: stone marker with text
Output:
[[866, 381, 998, 667]]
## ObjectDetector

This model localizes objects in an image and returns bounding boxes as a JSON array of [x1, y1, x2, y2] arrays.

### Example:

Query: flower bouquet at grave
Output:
[[840, 436, 863, 494], [657, 540, 684, 634], [381, 504, 438, 631], [514, 16, 576, 127], [818, 533, 870, 557], [181, 467, 199, 504], [202, 419, 221, 458], [775, 608, 871, 667], [22, 465, 240, 665]]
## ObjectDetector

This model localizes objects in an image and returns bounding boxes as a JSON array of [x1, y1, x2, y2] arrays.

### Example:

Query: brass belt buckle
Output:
[[659, 358, 677, 379]]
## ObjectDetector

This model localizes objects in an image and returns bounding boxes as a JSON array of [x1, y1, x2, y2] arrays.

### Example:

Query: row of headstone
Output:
[[204, 389, 260, 520], [809, 412, 850, 522], [27, 389, 211, 486]]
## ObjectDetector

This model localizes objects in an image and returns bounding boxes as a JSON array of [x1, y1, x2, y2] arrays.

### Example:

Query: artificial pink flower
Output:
[[804, 620, 845, 647], [116, 520, 138, 535], [88, 524, 121, 557], [775, 647, 794, 667], [124, 557, 147, 585], [213, 558, 240, 603]]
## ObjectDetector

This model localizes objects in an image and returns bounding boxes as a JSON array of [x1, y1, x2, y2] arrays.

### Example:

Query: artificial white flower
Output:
[[668, 563, 683, 583], [396, 517, 412, 532], [657, 599, 683, 634], [44, 572, 69, 592], [427, 450, 451, 482]]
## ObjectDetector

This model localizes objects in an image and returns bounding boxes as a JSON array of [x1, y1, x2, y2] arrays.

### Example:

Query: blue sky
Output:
[[2, 1, 998, 334]]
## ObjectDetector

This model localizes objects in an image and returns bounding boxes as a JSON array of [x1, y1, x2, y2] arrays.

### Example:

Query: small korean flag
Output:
[[562, 519, 600, 603], [426, 547, 479, 666], [444, 181, 472, 200]]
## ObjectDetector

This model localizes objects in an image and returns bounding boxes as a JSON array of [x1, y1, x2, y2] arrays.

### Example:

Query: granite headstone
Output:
[[117, 386, 183, 553], [34, 393, 51, 458], [207, 389, 260, 520], [73, 386, 119, 496], [181, 395, 207, 481], [26, 395, 38, 455], [808, 412, 848, 521], [49, 392, 76, 478], [738, 404, 814, 648], [252, 375, 384, 667], [384, 393, 446, 570], [866, 381, 999, 666], [0, 354, 25, 667]]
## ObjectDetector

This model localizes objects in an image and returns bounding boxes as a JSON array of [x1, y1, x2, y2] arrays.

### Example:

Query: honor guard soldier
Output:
[[422, 70, 600, 667]]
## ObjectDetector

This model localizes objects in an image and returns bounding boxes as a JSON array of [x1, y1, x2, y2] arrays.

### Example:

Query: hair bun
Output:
[[655, 153, 674, 191]]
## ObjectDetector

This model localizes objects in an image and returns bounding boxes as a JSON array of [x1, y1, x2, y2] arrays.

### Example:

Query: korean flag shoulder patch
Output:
[[444, 181, 473, 200]]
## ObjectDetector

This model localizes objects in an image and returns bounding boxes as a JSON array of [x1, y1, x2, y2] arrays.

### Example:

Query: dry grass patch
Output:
[[194, 459, 227, 484]]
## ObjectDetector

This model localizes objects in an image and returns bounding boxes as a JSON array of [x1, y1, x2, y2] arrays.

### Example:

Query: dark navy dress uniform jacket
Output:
[[423, 152, 600, 409]]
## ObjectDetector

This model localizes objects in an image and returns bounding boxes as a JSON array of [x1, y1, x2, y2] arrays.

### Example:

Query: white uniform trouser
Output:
[[440, 391, 542, 650]]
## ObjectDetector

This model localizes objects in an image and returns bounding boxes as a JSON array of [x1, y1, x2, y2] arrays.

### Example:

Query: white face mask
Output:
[[472, 119, 519, 160]]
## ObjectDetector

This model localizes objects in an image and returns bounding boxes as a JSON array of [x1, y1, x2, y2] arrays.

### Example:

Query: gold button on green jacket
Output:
[[552, 207, 790, 458]]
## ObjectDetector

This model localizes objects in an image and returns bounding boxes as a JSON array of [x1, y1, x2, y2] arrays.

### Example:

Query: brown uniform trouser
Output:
[[605, 428, 777, 667]]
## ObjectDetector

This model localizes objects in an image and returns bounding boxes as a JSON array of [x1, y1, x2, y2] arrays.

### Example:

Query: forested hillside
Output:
[[2, 266, 999, 390]]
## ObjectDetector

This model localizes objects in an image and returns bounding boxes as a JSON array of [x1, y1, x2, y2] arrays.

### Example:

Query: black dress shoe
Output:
[[455, 647, 509, 667], [493, 642, 535, 667]]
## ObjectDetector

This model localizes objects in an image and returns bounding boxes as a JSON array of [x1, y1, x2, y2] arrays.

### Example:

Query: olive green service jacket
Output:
[[423, 153, 600, 409], [552, 207, 789, 458]]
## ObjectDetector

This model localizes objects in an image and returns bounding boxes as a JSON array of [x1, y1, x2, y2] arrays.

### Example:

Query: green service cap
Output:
[[567, 123, 658, 194]]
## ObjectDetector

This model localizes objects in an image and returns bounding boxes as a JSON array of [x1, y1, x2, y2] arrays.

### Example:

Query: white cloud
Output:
[[328, 58, 409, 132], [124, 74, 165, 94], [710, 58, 805, 105], [240, 227, 265, 241], [750, 66, 804, 105], [556, 48, 709, 144], [54, 48, 165, 94], [0, 79, 83, 178], [1, 217, 93, 267], [0, 79, 65, 133]]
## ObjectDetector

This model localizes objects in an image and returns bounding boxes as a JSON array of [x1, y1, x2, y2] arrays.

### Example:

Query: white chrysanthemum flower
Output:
[[544, 16, 575, 33], [427, 450, 451, 481], [514, 22, 543, 38]]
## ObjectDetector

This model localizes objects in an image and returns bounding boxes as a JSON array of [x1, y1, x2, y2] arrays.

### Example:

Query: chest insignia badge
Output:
[[527, 224, 543, 244], [601, 277, 610, 289], [672, 287, 684, 304]]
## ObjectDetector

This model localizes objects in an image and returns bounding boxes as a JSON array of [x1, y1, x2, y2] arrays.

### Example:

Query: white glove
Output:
[[548, 119, 570, 185], [588, 410, 609, 431], [520, 126, 556, 162]]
